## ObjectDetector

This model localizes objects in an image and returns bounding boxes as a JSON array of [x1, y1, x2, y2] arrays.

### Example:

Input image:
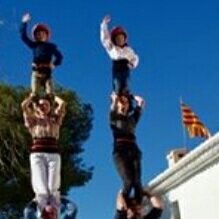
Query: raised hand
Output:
[[102, 15, 111, 24], [134, 95, 145, 108], [110, 91, 117, 103], [50, 63, 55, 69], [22, 13, 31, 23]]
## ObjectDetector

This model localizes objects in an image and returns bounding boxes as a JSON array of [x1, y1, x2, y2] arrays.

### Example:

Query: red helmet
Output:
[[32, 23, 51, 40], [111, 26, 127, 44]]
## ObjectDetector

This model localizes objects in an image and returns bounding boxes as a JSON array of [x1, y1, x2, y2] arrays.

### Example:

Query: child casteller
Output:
[[100, 15, 139, 95], [20, 13, 63, 99]]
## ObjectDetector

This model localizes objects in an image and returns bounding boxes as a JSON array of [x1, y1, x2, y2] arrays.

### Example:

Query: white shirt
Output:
[[100, 20, 139, 69]]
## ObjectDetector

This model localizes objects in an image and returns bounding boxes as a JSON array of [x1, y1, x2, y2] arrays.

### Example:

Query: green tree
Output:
[[0, 83, 94, 217]]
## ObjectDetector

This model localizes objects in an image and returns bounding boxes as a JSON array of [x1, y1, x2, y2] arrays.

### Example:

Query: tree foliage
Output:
[[0, 83, 94, 216]]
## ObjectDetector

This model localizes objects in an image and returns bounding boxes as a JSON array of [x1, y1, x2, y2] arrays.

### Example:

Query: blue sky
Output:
[[1, 0, 219, 218]]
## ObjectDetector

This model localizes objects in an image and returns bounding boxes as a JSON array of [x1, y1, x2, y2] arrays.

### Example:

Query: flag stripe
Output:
[[181, 102, 210, 138]]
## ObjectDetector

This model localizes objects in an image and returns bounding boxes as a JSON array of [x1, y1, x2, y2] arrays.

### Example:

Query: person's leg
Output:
[[113, 70, 126, 94], [47, 153, 61, 216], [119, 71, 129, 95], [31, 71, 41, 97], [132, 149, 143, 204], [30, 153, 49, 212], [113, 77, 120, 94], [114, 71, 130, 95], [45, 77, 54, 95], [113, 152, 133, 202]]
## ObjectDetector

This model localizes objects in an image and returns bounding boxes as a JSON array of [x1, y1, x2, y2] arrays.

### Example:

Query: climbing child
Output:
[[100, 15, 139, 95], [20, 13, 63, 100]]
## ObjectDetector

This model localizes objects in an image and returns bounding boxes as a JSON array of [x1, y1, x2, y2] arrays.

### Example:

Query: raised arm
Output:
[[110, 92, 119, 111], [134, 95, 144, 109], [20, 13, 35, 48], [21, 95, 34, 114], [116, 190, 127, 211], [54, 96, 66, 124], [21, 95, 35, 128], [100, 15, 113, 50], [130, 95, 145, 123]]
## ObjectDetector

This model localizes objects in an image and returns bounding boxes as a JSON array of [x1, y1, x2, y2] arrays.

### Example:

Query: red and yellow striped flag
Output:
[[181, 102, 211, 138]]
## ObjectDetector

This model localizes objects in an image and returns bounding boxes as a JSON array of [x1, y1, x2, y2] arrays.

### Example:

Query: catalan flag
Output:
[[181, 102, 211, 138]]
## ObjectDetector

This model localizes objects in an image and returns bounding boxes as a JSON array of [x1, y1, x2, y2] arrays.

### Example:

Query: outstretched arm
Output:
[[100, 15, 113, 50], [20, 13, 35, 48]]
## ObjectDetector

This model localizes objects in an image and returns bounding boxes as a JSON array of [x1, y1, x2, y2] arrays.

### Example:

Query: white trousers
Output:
[[30, 153, 61, 212]]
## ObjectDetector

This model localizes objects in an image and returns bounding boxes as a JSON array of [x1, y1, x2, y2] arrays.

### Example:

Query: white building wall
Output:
[[167, 161, 219, 219], [148, 132, 219, 219]]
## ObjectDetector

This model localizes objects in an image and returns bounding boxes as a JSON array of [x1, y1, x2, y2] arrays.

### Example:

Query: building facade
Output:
[[147, 132, 219, 219]]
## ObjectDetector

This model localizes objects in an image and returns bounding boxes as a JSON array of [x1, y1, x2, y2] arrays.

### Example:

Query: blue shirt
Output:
[[20, 23, 63, 66]]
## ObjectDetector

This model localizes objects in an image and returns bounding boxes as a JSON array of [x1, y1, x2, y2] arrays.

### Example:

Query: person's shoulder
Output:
[[43, 41, 57, 48], [50, 41, 57, 46], [125, 45, 135, 51]]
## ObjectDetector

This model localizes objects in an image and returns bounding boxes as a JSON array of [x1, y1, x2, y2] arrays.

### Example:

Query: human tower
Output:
[[19, 12, 163, 219]]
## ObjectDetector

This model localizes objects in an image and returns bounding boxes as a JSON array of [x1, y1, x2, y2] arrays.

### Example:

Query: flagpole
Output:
[[180, 97, 187, 149]]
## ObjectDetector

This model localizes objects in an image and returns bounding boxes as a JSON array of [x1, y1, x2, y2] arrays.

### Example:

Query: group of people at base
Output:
[[17, 9, 164, 219]]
